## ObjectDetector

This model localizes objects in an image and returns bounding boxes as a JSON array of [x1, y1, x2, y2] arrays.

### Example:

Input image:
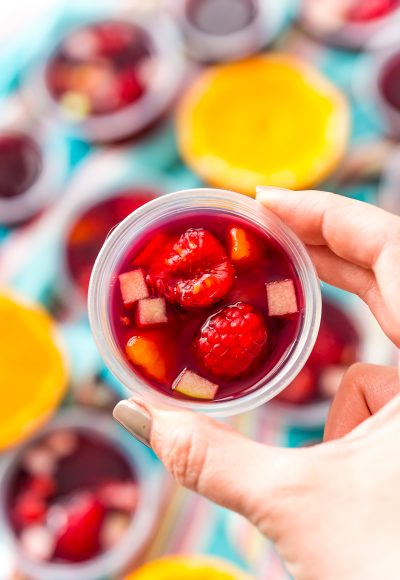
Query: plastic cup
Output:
[[88, 188, 321, 417], [0, 407, 166, 580]]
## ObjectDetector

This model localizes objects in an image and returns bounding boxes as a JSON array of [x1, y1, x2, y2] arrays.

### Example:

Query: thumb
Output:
[[113, 398, 315, 530]]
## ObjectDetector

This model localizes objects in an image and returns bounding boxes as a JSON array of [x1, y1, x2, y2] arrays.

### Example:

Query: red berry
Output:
[[53, 492, 105, 562], [26, 476, 56, 499], [276, 366, 316, 405], [195, 302, 267, 379], [13, 492, 46, 527], [147, 228, 235, 309]]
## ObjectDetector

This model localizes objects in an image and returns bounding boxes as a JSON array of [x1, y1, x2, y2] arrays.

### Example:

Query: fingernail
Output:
[[113, 400, 152, 447], [256, 185, 289, 199]]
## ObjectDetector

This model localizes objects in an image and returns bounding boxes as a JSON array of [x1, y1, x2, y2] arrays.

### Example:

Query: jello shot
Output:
[[26, 13, 185, 142], [89, 189, 321, 416], [1, 409, 164, 580], [0, 125, 68, 225]]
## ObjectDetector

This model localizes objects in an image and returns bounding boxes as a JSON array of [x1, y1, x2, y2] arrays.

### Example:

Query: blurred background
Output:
[[1, 0, 400, 578]]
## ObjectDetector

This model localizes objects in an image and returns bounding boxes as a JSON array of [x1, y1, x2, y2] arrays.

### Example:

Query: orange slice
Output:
[[0, 291, 67, 451], [125, 555, 251, 580], [177, 54, 349, 195]]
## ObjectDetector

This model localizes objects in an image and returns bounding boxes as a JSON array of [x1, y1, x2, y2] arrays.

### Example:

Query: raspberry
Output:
[[195, 302, 267, 379], [147, 228, 234, 309]]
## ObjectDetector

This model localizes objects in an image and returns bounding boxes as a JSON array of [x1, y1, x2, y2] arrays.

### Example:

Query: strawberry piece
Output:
[[173, 369, 219, 400], [119, 268, 149, 308], [266, 279, 298, 316], [134, 233, 171, 268], [147, 228, 234, 309], [136, 297, 167, 328], [97, 480, 138, 512], [346, 0, 398, 22], [13, 492, 47, 527], [227, 226, 263, 267], [125, 334, 167, 382], [53, 492, 105, 563], [276, 366, 316, 404], [195, 302, 268, 379]]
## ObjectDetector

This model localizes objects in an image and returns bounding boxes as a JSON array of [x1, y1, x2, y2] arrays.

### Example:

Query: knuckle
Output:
[[162, 420, 209, 490]]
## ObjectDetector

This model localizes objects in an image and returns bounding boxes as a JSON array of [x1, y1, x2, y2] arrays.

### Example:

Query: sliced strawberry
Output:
[[97, 480, 138, 512], [276, 366, 316, 404], [53, 492, 105, 563], [134, 233, 171, 268], [173, 369, 219, 400], [13, 492, 47, 527], [119, 268, 149, 308], [147, 228, 234, 309], [125, 334, 167, 382], [266, 279, 298, 317], [227, 226, 263, 268], [136, 297, 168, 328]]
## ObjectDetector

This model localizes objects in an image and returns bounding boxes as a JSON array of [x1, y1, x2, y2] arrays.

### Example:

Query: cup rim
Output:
[[0, 407, 164, 580], [88, 188, 321, 417]]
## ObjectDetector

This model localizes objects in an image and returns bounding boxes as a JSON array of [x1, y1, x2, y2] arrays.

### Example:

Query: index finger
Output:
[[256, 187, 400, 329]]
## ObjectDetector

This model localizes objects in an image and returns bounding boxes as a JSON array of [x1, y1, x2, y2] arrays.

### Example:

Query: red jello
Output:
[[276, 298, 360, 406], [110, 213, 304, 402], [6, 428, 138, 564], [65, 189, 157, 298], [0, 132, 42, 199], [45, 21, 153, 118]]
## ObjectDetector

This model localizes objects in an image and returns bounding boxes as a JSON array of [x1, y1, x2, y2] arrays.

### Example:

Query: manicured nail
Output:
[[113, 400, 152, 447], [256, 185, 289, 198]]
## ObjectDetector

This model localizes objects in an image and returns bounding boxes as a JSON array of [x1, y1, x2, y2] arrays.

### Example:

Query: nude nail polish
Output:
[[113, 400, 152, 447]]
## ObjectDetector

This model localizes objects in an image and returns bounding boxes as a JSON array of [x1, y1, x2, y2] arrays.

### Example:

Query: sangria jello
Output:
[[30, 14, 185, 142], [275, 298, 360, 407], [2, 410, 163, 580], [64, 188, 158, 299], [89, 189, 321, 415]]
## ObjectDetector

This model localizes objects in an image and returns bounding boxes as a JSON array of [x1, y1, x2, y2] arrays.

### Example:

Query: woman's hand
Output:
[[114, 189, 400, 580]]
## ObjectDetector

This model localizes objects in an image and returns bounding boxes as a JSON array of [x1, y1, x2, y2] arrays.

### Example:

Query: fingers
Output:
[[256, 187, 399, 268], [306, 246, 400, 345], [257, 186, 400, 335], [113, 399, 315, 530], [324, 363, 400, 442]]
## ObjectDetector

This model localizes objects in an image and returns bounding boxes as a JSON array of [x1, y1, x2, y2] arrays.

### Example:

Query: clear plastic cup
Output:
[[0, 407, 166, 580], [88, 188, 321, 417], [0, 122, 68, 226], [23, 11, 186, 143], [167, 0, 288, 62]]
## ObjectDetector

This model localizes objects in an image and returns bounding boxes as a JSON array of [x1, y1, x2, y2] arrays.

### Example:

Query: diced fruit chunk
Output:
[[13, 492, 47, 527], [100, 512, 130, 550], [97, 480, 138, 512], [45, 431, 78, 458], [173, 369, 218, 400], [227, 226, 263, 267], [125, 335, 167, 382], [136, 297, 167, 328], [22, 446, 56, 477], [266, 279, 298, 316], [119, 269, 149, 307], [134, 233, 171, 267], [20, 525, 55, 561]]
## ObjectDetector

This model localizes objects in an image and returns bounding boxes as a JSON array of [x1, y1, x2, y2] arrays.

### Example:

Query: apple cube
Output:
[[119, 268, 149, 307], [172, 369, 218, 400], [266, 279, 298, 316], [136, 297, 167, 327]]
